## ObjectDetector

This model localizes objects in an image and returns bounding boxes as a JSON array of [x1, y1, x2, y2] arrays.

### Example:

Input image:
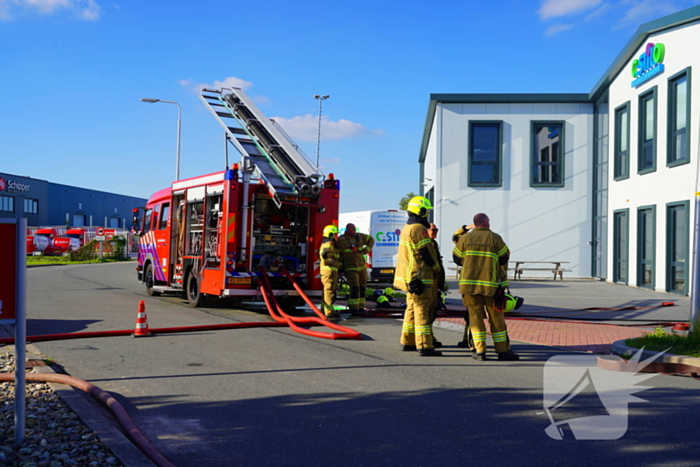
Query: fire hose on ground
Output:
[[0, 371, 177, 467]]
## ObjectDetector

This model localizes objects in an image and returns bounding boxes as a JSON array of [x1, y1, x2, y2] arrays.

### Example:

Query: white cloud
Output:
[[271, 115, 383, 142], [584, 2, 611, 21], [538, 0, 602, 19], [0, 0, 100, 20], [77, 0, 99, 20], [545, 23, 574, 35], [25, 0, 72, 13], [618, 0, 693, 25], [179, 76, 254, 94]]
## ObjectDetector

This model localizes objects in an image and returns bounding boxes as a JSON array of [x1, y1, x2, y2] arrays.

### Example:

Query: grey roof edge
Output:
[[419, 5, 700, 162], [589, 5, 700, 102]]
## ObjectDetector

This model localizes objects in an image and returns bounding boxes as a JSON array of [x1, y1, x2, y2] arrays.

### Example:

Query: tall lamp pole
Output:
[[313, 94, 329, 168], [141, 98, 182, 180]]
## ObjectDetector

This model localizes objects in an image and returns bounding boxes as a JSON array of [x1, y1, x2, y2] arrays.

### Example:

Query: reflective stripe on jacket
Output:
[[453, 227, 509, 296], [393, 223, 439, 291]]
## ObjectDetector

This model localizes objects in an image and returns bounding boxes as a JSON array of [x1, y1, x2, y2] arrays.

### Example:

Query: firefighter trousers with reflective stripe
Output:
[[344, 270, 367, 311], [400, 290, 434, 350], [321, 270, 338, 315], [462, 294, 510, 354]]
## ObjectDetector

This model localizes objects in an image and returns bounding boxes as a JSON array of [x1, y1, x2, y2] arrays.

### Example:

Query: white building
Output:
[[419, 6, 700, 295]]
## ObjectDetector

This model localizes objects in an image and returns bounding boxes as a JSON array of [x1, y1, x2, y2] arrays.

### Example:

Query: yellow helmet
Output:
[[406, 196, 433, 217], [323, 225, 339, 237], [504, 293, 524, 312]]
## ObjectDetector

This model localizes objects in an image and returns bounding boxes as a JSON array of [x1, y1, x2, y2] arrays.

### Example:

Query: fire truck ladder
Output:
[[200, 87, 324, 208]]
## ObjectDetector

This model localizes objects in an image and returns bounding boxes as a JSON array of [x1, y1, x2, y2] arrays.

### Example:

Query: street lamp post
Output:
[[141, 98, 182, 180], [313, 94, 329, 169]]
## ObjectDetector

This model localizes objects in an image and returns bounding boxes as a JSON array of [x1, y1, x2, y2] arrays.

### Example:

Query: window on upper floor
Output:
[[468, 121, 502, 187], [667, 68, 691, 167], [531, 122, 564, 187], [0, 195, 14, 213], [23, 198, 38, 214], [638, 87, 657, 174], [614, 102, 630, 180]]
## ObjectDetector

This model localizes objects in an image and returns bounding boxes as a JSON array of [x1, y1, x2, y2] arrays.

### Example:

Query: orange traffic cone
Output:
[[132, 300, 152, 337]]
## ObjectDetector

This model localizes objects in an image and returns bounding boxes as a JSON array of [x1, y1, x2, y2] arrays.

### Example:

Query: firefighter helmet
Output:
[[406, 196, 433, 217], [323, 225, 339, 238], [504, 293, 524, 312]]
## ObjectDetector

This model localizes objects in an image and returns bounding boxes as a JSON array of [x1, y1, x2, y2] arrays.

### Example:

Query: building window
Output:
[[23, 198, 38, 214], [637, 206, 655, 289], [0, 195, 15, 213], [666, 201, 689, 294], [531, 122, 564, 187], [638, 87, 657, 174], [668, 68, 691, 167], [614, 102, 630, 180], [613, 209, 629, 284], [468, 121, 502, 187]]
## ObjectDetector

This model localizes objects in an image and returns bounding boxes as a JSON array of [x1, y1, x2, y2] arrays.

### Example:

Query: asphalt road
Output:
[[23, 263, 700, 466]]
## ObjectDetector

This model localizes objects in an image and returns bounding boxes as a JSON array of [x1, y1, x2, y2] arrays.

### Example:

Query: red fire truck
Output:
[[136, 87, 340, 307]]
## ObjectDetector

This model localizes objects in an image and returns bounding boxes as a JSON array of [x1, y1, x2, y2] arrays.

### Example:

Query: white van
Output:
[[338, 209, 408, 282]]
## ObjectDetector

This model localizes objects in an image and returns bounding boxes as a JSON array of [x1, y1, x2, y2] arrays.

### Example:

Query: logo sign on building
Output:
[[0, 223, 18, 320], [631, 42, 665, 87], [0, 177, 30, 193]]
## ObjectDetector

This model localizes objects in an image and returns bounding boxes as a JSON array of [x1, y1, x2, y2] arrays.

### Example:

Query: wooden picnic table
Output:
[[509, 261, 570, 281]]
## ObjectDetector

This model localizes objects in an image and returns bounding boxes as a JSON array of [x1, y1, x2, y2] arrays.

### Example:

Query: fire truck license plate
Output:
[[381, 269, 393, 274], [228, 277, 251, 285]]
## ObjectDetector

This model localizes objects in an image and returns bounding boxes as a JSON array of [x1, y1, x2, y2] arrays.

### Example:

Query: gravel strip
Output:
[[1, 352, 123, 467]]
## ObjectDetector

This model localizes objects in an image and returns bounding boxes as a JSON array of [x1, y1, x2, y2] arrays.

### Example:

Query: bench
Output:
[[509, 261, 571, 281], [447, 267, 461, 280]]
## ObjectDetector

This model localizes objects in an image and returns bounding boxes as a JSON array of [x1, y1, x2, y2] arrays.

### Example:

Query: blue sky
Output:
[[1, 0, 699, 212]]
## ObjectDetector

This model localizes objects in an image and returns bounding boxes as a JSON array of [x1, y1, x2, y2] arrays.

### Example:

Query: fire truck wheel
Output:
[[186, 273, 203, 307], [145, 264, 161, 297]]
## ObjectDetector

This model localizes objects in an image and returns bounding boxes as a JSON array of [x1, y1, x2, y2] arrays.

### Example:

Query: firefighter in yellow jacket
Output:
[[394, 196, 442, 356], [337, 223, 375, 314], [453, 213, 519, 361], [319, 225, 341, 318]]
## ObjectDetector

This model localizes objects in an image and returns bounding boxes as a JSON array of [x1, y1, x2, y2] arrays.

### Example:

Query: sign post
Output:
[[0, 218, 27, 444]]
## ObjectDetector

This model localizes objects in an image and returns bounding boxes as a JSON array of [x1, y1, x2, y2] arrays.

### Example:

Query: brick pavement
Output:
[[437, 315, 651, 354]]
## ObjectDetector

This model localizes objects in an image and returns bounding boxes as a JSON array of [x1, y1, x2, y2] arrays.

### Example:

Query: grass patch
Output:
[[27, 255, 132, 266], [625, 327, 700, 358]]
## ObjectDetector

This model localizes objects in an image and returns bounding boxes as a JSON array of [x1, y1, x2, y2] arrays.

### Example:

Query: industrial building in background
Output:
[[0, 171, 146, 228], [420, 6, 700, 296]]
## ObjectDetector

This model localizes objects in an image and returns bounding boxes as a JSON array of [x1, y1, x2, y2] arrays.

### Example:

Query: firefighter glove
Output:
[[408, 277, 426, 295]]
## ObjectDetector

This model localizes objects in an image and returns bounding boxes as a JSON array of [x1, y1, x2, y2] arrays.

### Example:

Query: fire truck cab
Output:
[[137, 87, 340, 307]]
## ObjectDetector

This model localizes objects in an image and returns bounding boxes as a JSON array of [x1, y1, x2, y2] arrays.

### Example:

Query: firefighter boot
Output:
[[419, 348, 443, 357], [497, 350, 520, 361], [401, 345, 417, 352], [472, 352, 487, 361]]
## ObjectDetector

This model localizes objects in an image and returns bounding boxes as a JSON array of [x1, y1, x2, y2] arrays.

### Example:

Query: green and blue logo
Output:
[[631, 42, 665, 88]]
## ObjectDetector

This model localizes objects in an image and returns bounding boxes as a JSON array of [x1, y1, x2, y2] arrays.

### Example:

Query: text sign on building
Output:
[[0, 177, 31, 193], [0, 223, 17, 320], [631, 42, 665, 87]]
